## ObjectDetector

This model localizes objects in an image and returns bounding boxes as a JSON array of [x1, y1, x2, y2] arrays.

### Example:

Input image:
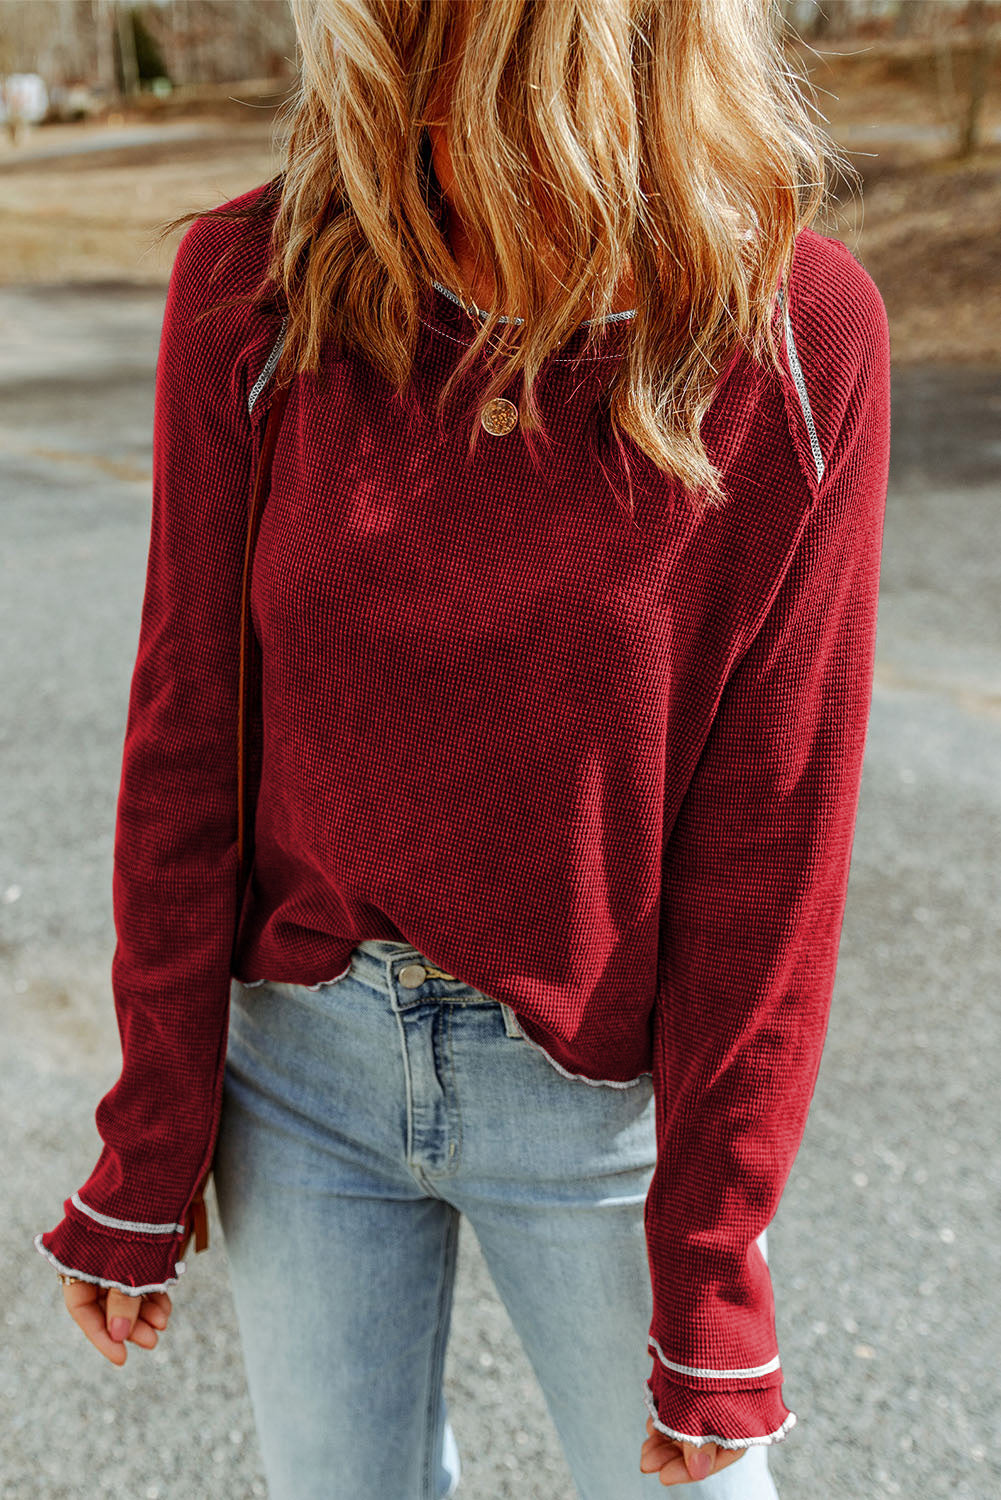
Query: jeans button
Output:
[[398, 964, 427, 988]]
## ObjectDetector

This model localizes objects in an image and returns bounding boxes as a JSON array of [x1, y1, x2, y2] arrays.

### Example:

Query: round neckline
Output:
[[421, 277, 636, 361], [416, 134, 634, 358], [429, 276, 636, 329]]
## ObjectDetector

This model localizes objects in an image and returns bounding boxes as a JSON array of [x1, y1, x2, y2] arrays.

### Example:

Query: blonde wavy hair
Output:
[[161, 0, 853, 517]]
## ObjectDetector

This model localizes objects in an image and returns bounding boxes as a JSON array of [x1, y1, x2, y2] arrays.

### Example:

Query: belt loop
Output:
[[499, 1001, 524, 1039]]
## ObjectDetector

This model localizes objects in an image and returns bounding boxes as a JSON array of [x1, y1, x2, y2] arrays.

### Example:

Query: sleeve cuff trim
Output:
[[644, 1386, 797, 1450], [71, 1192, 186, 1237], [34, 1235, 186, 1296], [648, 1335, 781, 1380]]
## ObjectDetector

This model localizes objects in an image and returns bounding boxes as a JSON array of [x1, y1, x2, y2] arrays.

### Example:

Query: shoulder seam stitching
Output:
[[247, 313, 289, 416], [778, 284, 825, 487]]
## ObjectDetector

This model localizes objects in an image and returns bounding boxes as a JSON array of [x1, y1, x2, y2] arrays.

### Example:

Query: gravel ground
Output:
[[1, 283, 999, 1498]]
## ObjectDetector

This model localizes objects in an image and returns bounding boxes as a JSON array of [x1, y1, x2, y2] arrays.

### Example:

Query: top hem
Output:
[[231, 961, 654, 1091]]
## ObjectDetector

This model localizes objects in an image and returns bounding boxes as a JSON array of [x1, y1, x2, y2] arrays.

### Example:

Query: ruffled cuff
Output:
[[33, 1182, 210, 1296], [645, 1359, 797, 1451]]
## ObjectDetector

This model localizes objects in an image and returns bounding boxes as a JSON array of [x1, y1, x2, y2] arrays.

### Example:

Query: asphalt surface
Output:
[[1, 282, 999, 1500], [0, 119, 223, 165]]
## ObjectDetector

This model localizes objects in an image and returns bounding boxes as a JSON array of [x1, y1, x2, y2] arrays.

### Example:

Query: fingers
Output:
[[141, 1291, 173, 1329], [62, 1282, 136, 1365], [105, 1286, 144, 1347], [61, 1282, 173, 1366], [641, 1416, 748, 1486], [681, 1440, 720, 1482]]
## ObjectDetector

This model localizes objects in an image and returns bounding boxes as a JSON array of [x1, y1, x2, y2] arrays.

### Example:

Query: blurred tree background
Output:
[[0, 0, 998, 361], [0, 1, 997, 156], [0, 0, 296, 95]]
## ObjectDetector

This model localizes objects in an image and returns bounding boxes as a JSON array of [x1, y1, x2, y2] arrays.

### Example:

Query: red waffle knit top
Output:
[[34, 182, 891, 1451]]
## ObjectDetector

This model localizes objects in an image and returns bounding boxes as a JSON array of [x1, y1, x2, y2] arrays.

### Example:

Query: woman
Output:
[[34, 2, 891, 1495]]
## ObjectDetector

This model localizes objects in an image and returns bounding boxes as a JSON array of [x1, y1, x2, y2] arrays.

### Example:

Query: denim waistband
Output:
[[236, 941, 525, 1037], [350, 939, 502, 1011], [349, 941, 524, 1038]]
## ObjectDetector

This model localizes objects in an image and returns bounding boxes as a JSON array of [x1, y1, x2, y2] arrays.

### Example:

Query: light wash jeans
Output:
[[212, 939, 781, 1500]]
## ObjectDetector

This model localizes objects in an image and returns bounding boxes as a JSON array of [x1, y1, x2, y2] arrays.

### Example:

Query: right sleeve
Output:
[[33, 213, 264, 1294], [643, 241, 891, 1447]]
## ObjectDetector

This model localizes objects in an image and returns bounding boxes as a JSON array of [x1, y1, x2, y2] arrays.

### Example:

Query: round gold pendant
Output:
[[480, 397, 519, 436]]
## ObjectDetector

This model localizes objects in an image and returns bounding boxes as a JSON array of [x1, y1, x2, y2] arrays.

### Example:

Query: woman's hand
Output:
[[640, 1415, 748, 1486], [60, 1280, 173, 1365]]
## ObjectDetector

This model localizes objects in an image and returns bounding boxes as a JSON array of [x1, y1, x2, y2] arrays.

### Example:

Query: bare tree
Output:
[[116, 2, 141, 97], [91, 0, 118, 96], [958, 1, 994, 157]]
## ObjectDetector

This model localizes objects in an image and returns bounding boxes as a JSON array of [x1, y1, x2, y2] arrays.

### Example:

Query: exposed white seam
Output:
[[239, 960, 646, 1087], [644, 1385, 797, 1450], [648, 1336, 781, 1380], [71, 1192, 186, 1237], [376, 942, 650, 1087], [778, 284, 824, 486], [515, 1023, 652, 1089], [418, 316, 627, 363], [430, 276, 637, 328], [237, 964, 352, 991], [34, 1235, 185, 1296], [247, 315, 289, 416]]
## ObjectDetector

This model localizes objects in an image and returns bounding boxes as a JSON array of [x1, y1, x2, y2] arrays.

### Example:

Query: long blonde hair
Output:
[[162, 1, 852, 517]]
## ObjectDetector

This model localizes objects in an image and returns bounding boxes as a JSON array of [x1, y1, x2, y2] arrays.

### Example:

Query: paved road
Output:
[[1, 283, 998, 1499], [0, 120, 221, 167], [1, 114, 997, 173], [837, 119, 1001, 146]]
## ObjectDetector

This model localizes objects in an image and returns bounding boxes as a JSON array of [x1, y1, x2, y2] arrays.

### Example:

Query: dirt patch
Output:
[[800, 43, 1001, 365], [820, 145, 1001, 365], [0, 116, 282, 284]]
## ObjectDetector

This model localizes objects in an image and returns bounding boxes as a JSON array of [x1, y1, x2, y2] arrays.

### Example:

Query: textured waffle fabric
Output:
[[34, 182, 891, 1449]]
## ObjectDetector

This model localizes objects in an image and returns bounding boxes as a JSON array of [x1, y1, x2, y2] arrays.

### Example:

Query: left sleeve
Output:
[[31, 209, 270, 1296], [644, 271, 891, 1448]]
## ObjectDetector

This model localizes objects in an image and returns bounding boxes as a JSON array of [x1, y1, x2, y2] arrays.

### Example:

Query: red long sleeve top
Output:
[[34, 182, 891, 1451]]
